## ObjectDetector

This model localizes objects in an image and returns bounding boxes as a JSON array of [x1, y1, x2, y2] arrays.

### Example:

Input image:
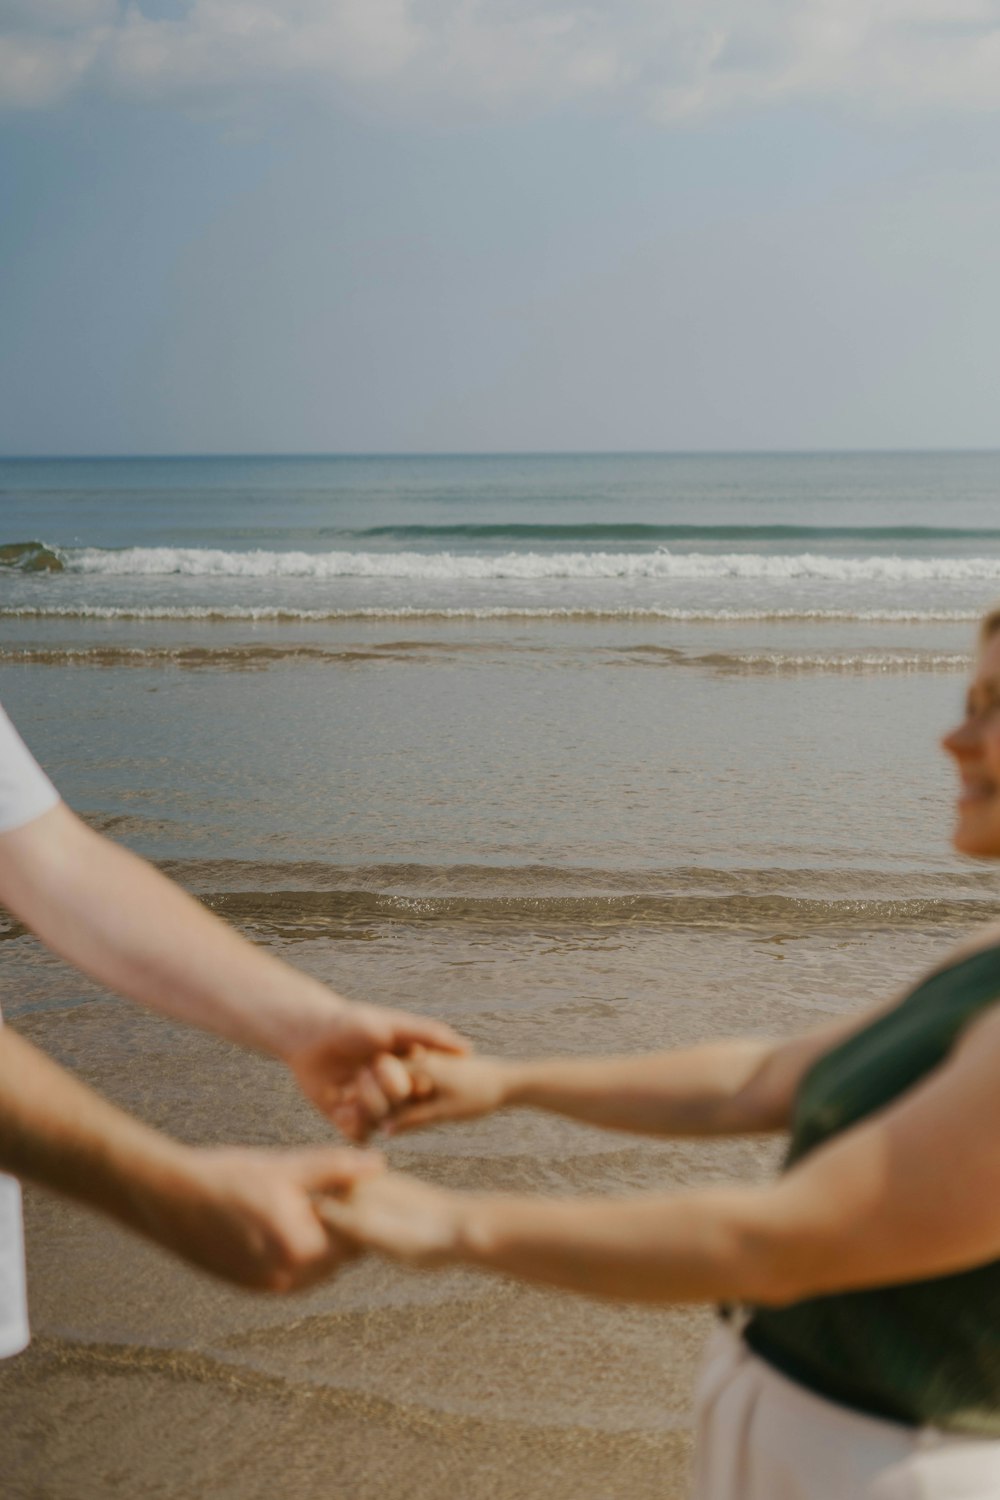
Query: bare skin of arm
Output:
[[322, 1002, 1000, 1307], [0, 1025, 381, 1291], [0, 805, 465, 1121], [358, 996, 900, 1141]]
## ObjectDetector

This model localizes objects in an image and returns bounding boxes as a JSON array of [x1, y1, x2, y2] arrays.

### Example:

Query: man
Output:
[[0, 699, 465, 1354]]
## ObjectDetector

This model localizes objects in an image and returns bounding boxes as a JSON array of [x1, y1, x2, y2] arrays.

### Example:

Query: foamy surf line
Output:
[[0, 644, 971, 674], [0, 605, 985, 624], [7, 542, 1000, 582], [196, 888, 1000, 935], [148, 859, 1000, 898]]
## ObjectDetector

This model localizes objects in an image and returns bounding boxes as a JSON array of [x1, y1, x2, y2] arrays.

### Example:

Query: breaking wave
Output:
[[6, 542, 1000, 582]]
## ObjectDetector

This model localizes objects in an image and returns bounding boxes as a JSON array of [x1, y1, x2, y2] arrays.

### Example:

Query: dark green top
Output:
[[745, 941, 1000, 1434]]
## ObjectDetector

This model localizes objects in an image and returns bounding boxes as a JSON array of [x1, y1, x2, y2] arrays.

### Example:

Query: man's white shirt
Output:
[[0, 702, 60, 1357]]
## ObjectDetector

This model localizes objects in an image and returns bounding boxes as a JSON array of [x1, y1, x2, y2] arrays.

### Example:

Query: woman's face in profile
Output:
[[943, 630, 1000, 858]]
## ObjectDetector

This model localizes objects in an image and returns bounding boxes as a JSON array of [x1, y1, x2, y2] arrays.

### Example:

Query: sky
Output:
[[3, 2, 1000, 455]]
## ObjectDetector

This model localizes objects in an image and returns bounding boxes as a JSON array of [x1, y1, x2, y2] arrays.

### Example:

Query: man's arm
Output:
[[0, 805, 465, 1119], [0, 1023, 380, 1290]]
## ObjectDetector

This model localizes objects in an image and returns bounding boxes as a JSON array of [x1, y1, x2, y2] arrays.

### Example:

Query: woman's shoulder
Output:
[[914, 924, 1000, 985]]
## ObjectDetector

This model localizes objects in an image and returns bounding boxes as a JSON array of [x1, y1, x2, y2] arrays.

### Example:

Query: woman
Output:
[[325, 608, 1000, 1498]]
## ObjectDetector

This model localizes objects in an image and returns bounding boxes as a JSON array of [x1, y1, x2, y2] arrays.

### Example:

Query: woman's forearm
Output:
[[454, 1188, 773, 1302], [393, 1034, 812, 1138], [475, 1000, 885, 1140], [392, 996, 884, 1143], [496, 1039, 789, 1136], [324, 1173, 792, 1305], [0, 805, 340, 1057]]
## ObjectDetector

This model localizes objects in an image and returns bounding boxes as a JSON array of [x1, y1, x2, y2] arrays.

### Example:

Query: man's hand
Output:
[[140, 1144, 385, 1291], [286, 1004, 469, 1140]]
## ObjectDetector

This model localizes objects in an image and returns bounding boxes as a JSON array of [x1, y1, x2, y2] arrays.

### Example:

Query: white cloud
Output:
[[2, 0, 1000, 118]]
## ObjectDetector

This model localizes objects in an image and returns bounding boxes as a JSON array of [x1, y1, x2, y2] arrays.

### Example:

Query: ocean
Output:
[[1, 450, 999, 1498]]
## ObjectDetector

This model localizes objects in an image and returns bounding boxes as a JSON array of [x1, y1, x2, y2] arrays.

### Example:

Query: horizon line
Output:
[[4, 446, 1000, 462]]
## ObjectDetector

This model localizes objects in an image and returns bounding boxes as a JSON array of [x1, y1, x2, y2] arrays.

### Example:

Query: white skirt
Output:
[[690, 1323, 1000, 1499]]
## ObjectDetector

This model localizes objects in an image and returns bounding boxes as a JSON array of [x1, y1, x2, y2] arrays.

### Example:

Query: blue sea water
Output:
[[4, 450, 1000, 547]]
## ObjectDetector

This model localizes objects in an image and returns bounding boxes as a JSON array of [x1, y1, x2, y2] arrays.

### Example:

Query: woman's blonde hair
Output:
[[982, 609, 1000, 646]]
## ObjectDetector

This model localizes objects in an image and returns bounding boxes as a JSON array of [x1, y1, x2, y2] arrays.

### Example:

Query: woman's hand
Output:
[[316, 1172, 470, 1267], [342, 1047, 513, 1139], [287, 1007, 470, 1138]]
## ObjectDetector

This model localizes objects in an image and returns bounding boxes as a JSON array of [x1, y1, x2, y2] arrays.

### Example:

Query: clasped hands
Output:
[[173, 1008, 498, 1293], [144, 1003, 478, 1294], [310, 1047, 513, 1271]]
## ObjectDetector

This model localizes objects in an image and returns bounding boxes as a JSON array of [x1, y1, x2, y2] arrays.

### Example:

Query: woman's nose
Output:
[[943, 720, 978, 757]]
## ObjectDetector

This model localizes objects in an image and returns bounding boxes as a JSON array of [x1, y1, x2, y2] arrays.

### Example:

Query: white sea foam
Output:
[[0, 605, 984, 623], [57, 546, 1000, 582], [701, 651, 970, 672]]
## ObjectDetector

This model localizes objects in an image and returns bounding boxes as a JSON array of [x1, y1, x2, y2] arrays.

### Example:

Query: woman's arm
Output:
[[374, 1003, 892, 1141], [324, 1002, 1000, 1305], [0, 805, 464, 1116]]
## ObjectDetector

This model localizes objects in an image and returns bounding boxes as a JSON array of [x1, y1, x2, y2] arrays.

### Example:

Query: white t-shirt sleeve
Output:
[[0, 703, 59, 833], [0, 1178, 28, 1359], [0, 700, 57, 1358]]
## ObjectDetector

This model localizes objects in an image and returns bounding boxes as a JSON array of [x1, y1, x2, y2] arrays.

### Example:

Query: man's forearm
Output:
[[0, 1025, 383, 1290], [0, 806, 342, 1056], [0, 1024, 189, 1234]]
